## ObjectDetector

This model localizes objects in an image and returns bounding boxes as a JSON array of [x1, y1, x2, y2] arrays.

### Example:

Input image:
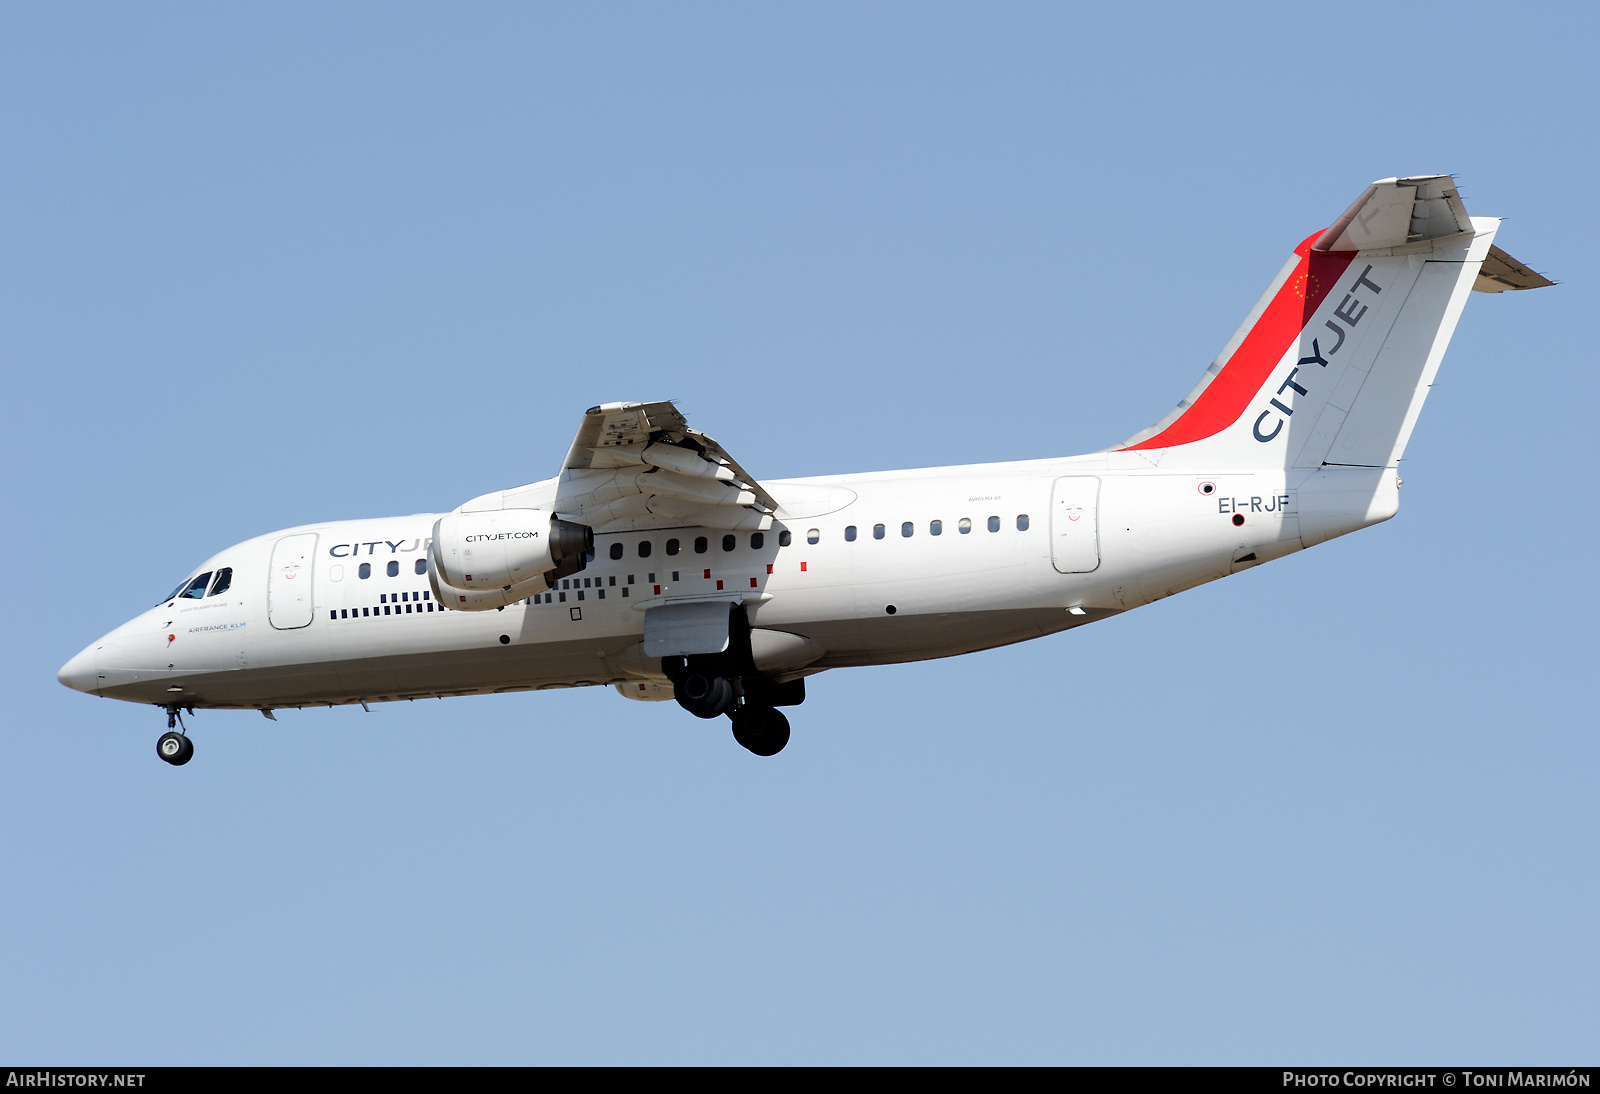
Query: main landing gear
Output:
[[730, 704, 790, 757], [674, 666, 737, 719], [665, 656, 805, 757], [660, 607, 808, 757], [157, 704, 194, 766]]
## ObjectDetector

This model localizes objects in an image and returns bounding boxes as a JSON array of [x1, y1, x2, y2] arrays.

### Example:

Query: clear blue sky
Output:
[[3, 2, 1595, 1064]]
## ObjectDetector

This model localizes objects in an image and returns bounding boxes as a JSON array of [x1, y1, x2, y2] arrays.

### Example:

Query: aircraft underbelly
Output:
[[102, 632, 634, 707], [808, 606, 1097, 669]]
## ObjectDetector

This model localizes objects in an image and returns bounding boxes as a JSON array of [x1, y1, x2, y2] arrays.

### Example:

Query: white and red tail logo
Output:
[[1117, 175, 1515, 471]]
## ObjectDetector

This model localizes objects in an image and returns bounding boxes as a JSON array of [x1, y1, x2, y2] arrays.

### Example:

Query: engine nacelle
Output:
[[429, 566, 553, 612], [430, 509, 592, 591]]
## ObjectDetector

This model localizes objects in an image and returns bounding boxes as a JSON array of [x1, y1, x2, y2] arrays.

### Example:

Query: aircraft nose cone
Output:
[[58, 645, 99, 693]]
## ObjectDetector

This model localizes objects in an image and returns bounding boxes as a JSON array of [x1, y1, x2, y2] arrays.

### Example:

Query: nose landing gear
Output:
[[157, 731, 193, 765], [157, 704, 194, 766]]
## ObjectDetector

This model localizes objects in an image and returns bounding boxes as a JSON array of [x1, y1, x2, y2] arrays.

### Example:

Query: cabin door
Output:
[[268, 533, 318, 630], [1050, 477, 1100, 574]]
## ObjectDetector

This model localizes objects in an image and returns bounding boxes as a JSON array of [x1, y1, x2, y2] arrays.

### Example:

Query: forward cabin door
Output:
[[268, 533, 318, 630], [1050, 477, 1100, 574]]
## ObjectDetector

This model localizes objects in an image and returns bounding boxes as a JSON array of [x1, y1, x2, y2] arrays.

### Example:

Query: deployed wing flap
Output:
[[555, 401, 777, 532]]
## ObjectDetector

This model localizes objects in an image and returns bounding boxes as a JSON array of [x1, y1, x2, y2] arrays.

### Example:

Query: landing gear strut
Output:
[[157, 704, 194, 766]]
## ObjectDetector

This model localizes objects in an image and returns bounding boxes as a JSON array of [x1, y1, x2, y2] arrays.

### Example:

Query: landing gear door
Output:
[[1050, 477, 1100, 574], [268, 533, 318, 630], [643, 600, 734, 658]]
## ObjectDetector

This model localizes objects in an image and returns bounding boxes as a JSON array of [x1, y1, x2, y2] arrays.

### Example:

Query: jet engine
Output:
[[429, 509, 592, 611]]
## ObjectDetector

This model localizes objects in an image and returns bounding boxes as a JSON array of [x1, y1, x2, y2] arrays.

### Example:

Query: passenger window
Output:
[[415, 558, 428, 575], [609, 542, 624, 560], [359, 563, 371, 579], [845, 526, 857, 542], [930, 520, 942, 536], [665, 539, 679, 556], [694, 537, 708, 554], [1017, 514, 1030, 531], [387, 560, 399, 577], [751, 532, 765, 550], [987, 516, 1000, 532], [638, 540, 653, 558], [722, 534, 736, 552], [872, 524, 885, 540], [777, 530, 790, 547], [901, 522, 913, 538], [959, 518, 972, 534], [207, 568, 233, 596], [807, 529, 819, 545], [179, 572, 212, 599]]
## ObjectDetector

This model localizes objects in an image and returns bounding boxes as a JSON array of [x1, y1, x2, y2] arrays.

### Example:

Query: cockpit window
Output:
[[207, 567, 233, 596], [161, 580, 187, 604], [178, 572, 212, 599]]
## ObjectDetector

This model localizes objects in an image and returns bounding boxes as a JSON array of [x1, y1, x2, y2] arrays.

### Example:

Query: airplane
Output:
[[58, 174, 1551, 763]]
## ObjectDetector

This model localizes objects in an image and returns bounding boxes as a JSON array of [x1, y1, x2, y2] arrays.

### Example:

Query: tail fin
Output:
[[1116, 175, 1548, 470]]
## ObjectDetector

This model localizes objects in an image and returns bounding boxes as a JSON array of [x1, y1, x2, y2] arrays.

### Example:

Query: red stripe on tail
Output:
[[1124, 232, 1355, 451]]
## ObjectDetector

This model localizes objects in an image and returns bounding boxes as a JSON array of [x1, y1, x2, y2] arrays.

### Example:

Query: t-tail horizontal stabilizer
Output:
[[1473, 245, 1554, 293]]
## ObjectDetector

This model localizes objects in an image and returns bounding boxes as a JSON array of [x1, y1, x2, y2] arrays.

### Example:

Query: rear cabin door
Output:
[[268, 533, 318, 630], [1050, 477, 1100, 574]]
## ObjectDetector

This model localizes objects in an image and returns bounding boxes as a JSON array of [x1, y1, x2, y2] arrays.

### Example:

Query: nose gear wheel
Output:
[[157, 704, 195, 765], [157, 731, 193, 766]]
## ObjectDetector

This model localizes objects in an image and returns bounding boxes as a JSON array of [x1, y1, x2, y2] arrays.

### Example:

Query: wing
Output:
[[553, 401, 778, 532]]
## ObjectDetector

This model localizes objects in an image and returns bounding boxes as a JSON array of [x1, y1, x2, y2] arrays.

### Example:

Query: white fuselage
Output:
[[59, 454, 1395, 711]]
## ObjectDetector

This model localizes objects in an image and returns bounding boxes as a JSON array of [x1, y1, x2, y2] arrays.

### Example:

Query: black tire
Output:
[[675, 672, 735, 719], [730, 705, 790, 756], [157, 731, 193, 766]]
